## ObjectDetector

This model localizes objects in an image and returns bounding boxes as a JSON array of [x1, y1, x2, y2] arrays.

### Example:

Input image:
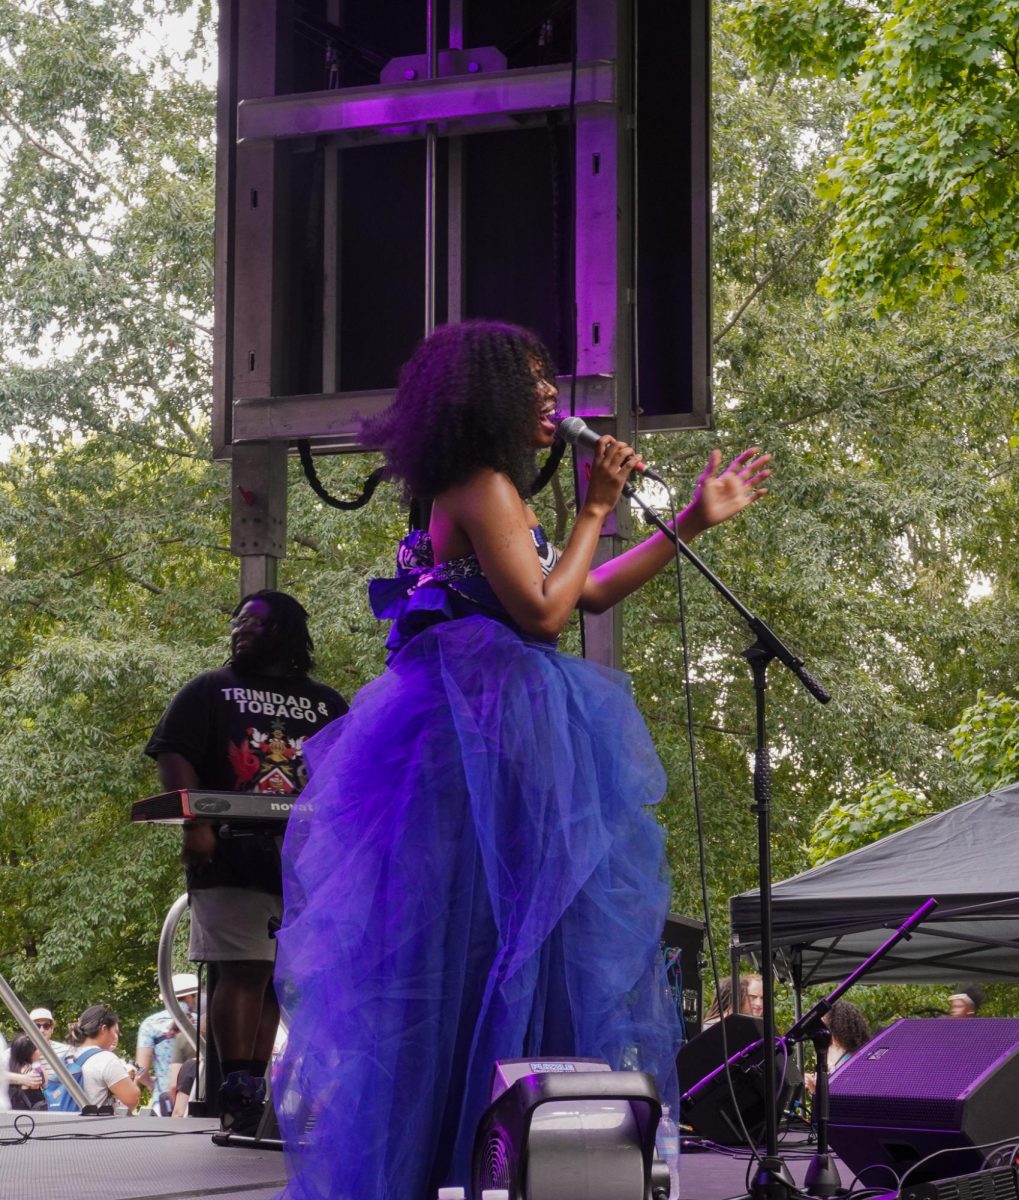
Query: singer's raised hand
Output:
[[686, 447, 771, 534]]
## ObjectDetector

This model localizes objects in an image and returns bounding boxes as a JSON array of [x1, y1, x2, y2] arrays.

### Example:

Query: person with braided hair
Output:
[[146, 590, 346, 1133], [273, 320, 772, 1199]]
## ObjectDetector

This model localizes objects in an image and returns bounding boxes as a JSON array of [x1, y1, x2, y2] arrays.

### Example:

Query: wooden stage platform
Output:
[[0, 1111, 829, 1200]]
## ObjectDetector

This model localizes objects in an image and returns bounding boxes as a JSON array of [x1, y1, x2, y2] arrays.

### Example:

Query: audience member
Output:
[[135, 973, 198, 1115], [30, 1006, 71, 1081], [948, 986, 986, 1017], [171, 1055, 199, 1118], [7, 1035, 47, 1110], [0, 1033, 10, 1113], [804, 1000, 872, 1095], [167, 1010, 206, 1114], [703, 973, 765, 1027], [66, 1005, 141, 1113]]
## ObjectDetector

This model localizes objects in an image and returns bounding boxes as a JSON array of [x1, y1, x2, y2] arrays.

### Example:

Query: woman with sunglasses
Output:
[[274, 321, 771, 1200]]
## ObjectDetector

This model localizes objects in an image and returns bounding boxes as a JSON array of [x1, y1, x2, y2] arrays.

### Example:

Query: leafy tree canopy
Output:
[[3, 1, 1019, 1040], [808, 770, 932, 866], [729, 0, 1019, 312], [949, 691, 1019, 792]]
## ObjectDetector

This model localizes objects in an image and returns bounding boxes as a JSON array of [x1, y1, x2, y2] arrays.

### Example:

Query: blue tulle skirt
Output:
[[274, 614, 680, 1200]]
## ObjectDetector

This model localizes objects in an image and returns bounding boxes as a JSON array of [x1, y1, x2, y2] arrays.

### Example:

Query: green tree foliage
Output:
[[640, 16, 1019, 938], [807, 771, 932, 866], [0, 0, 221, 1030], [730, 0, 1019, 312], [0, 3, 412, 1036], [4, 0, 1019, 1041], [949, 691, 1019, 791]]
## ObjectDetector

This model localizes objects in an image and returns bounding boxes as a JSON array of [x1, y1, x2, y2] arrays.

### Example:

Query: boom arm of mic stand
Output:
[[682, 899, 938, 1107], [783, 897, 938, 1044], [625, 485, 831, 704]]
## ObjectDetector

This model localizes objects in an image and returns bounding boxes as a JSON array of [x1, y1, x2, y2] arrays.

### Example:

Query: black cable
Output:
[[531, 440, 567, 495], [0, 1115, 216, 1145], [26, 1127, 215, 1140], [564, 1, 585, 660], [659, 489, 763, 1165], [627, 0, 769, 1167], [297, 440, 388, 511]]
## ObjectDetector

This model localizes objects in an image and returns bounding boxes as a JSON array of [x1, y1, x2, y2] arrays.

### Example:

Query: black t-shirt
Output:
[[145, 665, 347, 893]]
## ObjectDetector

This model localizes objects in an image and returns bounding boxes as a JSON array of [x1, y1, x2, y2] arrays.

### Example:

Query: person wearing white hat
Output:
[[135, 973, 199, 1115], [29, 1006, 72, 1083], [948, 986, 986, 1017]]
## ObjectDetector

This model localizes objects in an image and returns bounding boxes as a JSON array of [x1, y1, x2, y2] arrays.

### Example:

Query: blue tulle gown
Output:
[[273, 530, 681, 1200]]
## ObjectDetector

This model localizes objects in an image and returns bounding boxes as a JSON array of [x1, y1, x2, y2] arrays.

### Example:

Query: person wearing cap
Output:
[[30, 1007, 72, 1082], [948, 986, 986, 1017], [135, 973, 199, 1115]]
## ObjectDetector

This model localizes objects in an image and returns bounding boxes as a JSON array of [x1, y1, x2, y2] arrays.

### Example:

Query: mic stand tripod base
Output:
[[802, 1155, 844, 1199], [746, 1155, 799, 1200]]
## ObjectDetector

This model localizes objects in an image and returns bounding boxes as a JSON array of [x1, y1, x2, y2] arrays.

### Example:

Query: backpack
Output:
[[44, 1047, 104, 1113]]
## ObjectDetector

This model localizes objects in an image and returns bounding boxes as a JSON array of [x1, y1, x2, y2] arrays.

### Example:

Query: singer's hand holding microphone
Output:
[[554, 416, 657, 516]]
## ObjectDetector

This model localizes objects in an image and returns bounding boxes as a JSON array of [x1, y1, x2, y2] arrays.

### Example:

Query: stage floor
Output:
[[0, 1111, 285, 1200], [0, 1112, 828, 1200]]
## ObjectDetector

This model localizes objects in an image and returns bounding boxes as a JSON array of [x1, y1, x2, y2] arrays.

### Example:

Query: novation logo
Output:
[[529, 1062, 577, 1073], [270, 800, 294, 812]]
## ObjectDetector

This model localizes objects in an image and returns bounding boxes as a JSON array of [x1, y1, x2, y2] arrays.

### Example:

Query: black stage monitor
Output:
[[678, 1015, 802, 1146]]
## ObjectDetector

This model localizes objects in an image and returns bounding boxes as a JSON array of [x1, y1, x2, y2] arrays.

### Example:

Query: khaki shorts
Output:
[[188, 887, 283, 963]]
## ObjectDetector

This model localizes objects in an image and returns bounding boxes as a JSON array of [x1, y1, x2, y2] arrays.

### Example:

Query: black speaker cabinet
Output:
[[828, 1018, 1019, 1184], [677, 1014, 801, 1146], [662, 912, 705, 1042]]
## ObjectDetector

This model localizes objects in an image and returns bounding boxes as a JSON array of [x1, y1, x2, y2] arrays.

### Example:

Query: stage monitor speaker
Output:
[[677, 1014, 801, 1146], [828, 1017, 1019, 1185]]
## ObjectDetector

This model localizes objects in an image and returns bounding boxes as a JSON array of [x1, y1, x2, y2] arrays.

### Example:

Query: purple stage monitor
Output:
[[828, 1018, 1019, 1185]]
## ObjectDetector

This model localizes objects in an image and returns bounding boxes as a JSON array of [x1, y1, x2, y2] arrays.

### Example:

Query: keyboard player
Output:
[[144, 590, 347, 1134]]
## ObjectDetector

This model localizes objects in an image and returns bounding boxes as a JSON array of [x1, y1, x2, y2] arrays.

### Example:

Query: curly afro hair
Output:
[[361, 320, 555, 499], [826, 1000, 871, 1054]]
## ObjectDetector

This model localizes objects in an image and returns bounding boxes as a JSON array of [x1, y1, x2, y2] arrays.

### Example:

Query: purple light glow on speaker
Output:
[[832, 1018, 1019, 1128], [828, 1019, 1019, 1184]]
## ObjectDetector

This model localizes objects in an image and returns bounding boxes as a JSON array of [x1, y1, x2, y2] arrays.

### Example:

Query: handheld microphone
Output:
[[554, 416, 665, 483]]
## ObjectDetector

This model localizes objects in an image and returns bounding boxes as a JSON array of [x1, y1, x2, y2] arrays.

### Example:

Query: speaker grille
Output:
[[831, 1019, 1019, 1128], [481, 1127, 512, 1191]]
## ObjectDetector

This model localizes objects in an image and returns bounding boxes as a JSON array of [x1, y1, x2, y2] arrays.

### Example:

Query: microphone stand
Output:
[[678, 899, 938, 1198], [625, 481, 830, 1200], [785, 897, 937, 1197]]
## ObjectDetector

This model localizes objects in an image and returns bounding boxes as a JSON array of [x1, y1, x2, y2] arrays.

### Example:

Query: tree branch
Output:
[[123, 572, 165, 596], [66, 538, 191, 580], [0, 104, 86, 180], [714, 210, 837, 345]]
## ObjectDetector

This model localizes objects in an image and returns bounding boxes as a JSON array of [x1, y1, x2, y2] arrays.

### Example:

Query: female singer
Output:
[[273, 320, 771, 1199]]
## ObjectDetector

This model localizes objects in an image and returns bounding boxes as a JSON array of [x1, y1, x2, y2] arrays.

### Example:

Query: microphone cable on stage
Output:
[[648, 481, 768, 1168]]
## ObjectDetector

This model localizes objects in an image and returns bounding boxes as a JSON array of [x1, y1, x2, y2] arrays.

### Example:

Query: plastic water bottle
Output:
[[655, 1104, 681, 1198]]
